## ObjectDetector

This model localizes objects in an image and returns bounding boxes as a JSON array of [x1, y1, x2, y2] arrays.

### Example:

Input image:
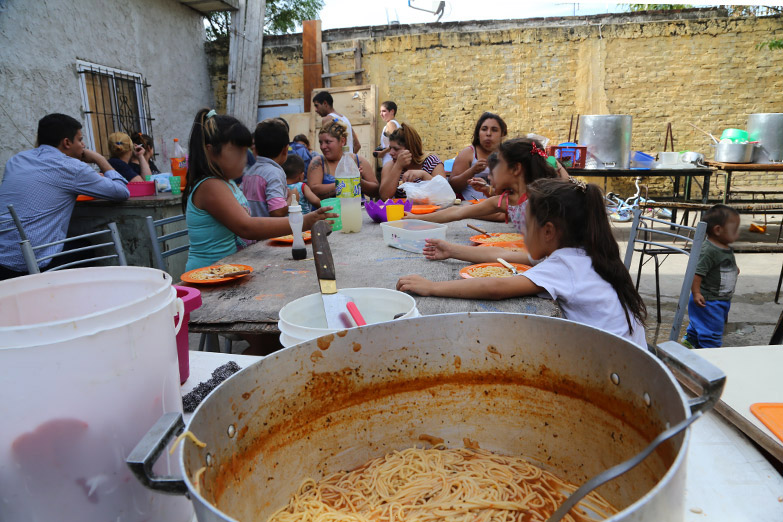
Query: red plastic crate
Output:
[[547, 146, 587, 169]]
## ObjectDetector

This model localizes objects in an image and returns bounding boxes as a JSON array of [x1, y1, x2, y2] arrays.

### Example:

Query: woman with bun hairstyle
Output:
[[107, 132, 146, 183]]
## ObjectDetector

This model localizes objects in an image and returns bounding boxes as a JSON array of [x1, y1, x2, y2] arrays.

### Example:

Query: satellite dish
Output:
[[408, 0, 446, 22]]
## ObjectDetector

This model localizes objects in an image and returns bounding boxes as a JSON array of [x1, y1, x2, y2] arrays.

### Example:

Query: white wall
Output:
[[0, 0, 214, 181]]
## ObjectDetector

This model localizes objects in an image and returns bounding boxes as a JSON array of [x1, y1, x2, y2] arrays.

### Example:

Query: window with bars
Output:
[[76, 60, 154, 157]]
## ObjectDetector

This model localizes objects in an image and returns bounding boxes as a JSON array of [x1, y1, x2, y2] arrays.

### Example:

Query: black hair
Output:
[[527, 178, 648, 334], [293, 134, 310, 148], [254, 119, 289, 159], [313, 91, 334, 106], [131, 132, 154, 149], [37, 113, 82, 148], [282, 155, 306, 180], [381, 101, 398, 114], [472, 112, 508, 148], [182, 108, 252, 212], [276, 117, 290, 132], [702, 204, 740, 236], [498, 138, 558, 185], [487, 151, 499, 171]]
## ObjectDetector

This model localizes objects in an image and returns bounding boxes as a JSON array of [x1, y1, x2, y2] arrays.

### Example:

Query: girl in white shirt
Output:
[[397, 177, 648, 348]]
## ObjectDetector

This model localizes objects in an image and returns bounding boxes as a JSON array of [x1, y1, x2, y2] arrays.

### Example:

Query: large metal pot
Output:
[[748, 113, 783, 163], [129, 313, 723, 522], [714, 141, 753, 163], [578, 115, 633, 169]]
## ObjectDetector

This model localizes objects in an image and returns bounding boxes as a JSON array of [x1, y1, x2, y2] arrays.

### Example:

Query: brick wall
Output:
[[213, 9, 783, 197]]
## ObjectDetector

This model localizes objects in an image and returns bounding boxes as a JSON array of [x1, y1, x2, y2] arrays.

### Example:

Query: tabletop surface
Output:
[[706, 161, 783, 171], [186, 212, 560, 334], [567, 167, 713, 176], [75, 192, 182, 208]]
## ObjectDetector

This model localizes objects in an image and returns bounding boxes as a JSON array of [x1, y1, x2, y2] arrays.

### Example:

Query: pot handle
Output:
[[173, 297, 185, 335], [126, 412, 189, 495], [655, 341, 726, 415]]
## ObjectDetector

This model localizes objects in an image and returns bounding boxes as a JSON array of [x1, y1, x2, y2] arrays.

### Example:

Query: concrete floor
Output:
[[189, 212, 782, 354]]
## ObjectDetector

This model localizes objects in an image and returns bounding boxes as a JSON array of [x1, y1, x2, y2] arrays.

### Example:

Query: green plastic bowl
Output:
[[720, 128, 748, 143]]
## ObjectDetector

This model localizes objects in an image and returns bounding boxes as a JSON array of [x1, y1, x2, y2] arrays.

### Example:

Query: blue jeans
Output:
[[685, 295, 731, 348]]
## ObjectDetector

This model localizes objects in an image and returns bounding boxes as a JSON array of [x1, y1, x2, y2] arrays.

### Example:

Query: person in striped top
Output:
[[379, 123, 445, 200]]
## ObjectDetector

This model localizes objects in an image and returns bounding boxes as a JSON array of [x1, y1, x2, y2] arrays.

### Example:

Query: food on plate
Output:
[[474, 233, 524, 243], [271, 231, 312, 242], [188, 264, 246, 281], [267, 446, 617, 522], [469, 266, 518, 278]]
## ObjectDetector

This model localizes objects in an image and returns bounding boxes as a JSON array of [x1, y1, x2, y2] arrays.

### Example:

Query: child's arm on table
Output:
[[424, 239, 531, 264], [691, 274, 706, 307], [405, 196, 502, 223], [397, 273, 543, 300]]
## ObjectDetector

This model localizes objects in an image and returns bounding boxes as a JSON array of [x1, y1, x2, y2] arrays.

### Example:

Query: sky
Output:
[[316, 1, 774, 30]]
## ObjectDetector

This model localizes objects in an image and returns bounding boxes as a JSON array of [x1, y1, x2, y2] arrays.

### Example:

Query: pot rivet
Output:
[[228, 424, 236, 438], [643, 392, 651, 406], [610, 373, 620, 385], [206, 453, 213, 467]]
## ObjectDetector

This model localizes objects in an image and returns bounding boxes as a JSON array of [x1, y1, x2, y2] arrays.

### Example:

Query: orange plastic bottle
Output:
[[170, 138, 187, 188]]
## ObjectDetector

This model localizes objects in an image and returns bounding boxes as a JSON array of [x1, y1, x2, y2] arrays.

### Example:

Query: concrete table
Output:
[[70, 193, 188, 279], [186, 213, 561, 336]]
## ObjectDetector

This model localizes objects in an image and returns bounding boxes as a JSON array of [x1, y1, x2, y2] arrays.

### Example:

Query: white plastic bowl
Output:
[[380, 219, 447, 253], [278, 287, 419, 347]]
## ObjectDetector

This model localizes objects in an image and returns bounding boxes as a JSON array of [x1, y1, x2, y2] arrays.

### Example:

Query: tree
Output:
[[205, 0, 323, 39]]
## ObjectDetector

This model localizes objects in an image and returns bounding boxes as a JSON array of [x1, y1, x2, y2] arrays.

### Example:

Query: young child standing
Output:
[[684, 204, 741, 348], [398, 177, 648, 348], [241, 118, 290, 217], [283, 155, 320, 214]]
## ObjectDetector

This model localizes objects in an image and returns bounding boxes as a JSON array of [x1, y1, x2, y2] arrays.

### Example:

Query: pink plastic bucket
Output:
[[174, 286, 202, 384]]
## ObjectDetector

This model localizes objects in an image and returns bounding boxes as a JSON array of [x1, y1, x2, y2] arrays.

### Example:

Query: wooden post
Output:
[[226, 0, 266, 129], [302, 20, 322, 112]]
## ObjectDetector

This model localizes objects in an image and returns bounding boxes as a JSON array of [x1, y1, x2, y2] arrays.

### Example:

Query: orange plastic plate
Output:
[[470, 233, 525, 245], [410, 205, 440, 215], [459, 262, 531, 279], [181, 264, 253, 284], [269, 231, 312, 244], [750, 403, 783, 443]]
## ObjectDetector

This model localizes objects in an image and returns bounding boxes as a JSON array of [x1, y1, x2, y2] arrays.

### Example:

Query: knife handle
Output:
[[312, 221, 336, 281]]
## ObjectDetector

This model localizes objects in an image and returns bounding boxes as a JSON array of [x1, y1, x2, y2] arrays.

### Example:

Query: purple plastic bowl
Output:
[[365, 199, 413, 222]]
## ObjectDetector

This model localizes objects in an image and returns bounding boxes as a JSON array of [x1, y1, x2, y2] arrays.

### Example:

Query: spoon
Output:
[[687, 122, 719, 144], [467, 223, 491, 237], [496, 258, 518, 275]]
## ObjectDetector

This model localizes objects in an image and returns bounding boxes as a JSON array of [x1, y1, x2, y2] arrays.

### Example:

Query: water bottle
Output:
[[334, 146, 362, 233], [288, 203, 306, 260]]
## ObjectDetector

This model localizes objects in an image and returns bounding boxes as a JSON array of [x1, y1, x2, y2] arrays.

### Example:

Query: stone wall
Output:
[[228, 8, 783, 197], [0, 0, 214, 181]]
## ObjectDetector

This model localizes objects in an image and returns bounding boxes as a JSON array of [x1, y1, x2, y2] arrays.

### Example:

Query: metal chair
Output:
[[1, 204, 25, 239], [18, 220, 126, 274], [624, 208, 707, 342], [145, 214, 233, 353], [145, 214, 190, 272]]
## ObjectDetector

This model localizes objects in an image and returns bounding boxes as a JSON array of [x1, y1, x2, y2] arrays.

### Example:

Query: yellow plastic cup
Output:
[[386, 204, 404, 221]]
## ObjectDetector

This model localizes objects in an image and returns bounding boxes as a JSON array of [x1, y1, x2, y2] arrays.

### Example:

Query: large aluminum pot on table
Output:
[[578, 115, 633, 169], [129, 313, 724, 522], [748, 113, 783, 163]]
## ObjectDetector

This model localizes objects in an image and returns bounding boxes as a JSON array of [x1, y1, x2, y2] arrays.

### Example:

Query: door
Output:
[[311, 85, 378, 165]]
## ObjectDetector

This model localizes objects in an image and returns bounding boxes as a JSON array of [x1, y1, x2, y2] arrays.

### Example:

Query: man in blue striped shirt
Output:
[[0, 113, 130, 280]]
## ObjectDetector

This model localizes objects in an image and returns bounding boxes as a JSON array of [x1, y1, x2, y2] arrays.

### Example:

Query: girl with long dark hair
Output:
[[398, 177, 648, 348], [183, 108, 334, 271]]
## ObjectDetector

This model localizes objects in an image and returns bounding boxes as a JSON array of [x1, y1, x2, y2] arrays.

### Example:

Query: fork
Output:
[[496, 258, 518, 275]]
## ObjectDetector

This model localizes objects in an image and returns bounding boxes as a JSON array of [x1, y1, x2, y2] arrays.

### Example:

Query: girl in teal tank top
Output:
[[182, 108, 335, 273]]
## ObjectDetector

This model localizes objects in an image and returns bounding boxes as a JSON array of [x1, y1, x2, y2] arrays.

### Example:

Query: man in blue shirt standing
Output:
[[0, 113, 130, 280]]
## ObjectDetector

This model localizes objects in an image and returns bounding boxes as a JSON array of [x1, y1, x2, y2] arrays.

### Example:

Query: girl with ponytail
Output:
[[398, 177, 648, 348], [183, 108, 335, 271]]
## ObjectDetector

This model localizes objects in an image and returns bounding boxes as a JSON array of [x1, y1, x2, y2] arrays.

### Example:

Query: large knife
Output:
[[311, 221, 353, 329]]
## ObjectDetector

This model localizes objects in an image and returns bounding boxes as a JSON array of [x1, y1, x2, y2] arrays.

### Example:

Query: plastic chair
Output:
[[145, 214, 233, 353], [623, 208, 707, 342], [19, 221, 127, 274], [145, 214, 190, 272]]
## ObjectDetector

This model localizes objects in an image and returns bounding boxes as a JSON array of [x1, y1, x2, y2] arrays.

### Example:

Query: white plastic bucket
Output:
[[278, 287, 419, 347], [0, 267, 192, 522]]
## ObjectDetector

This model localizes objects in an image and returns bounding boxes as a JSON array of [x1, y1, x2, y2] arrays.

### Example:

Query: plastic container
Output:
[[128, 181, 156, 197], [0, 267, 192, 522], [380, 219, 447, 253], [547, 144, 587, 168], [288, 203, 306, 260], [631, 151, 656, 169], [173, 285, 202, 384], [720, 128, 748, 143], [277, 287, 419, 347], [321, 197, 342, 231], [170, 138, 187, 188], [365, 199, 413, 223]]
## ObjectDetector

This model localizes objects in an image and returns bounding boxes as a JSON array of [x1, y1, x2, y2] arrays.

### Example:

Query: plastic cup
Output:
[[170, 175, 181, 195], [386, 204, 404, 221], [321, 197, 342, 231], [144, 175, 152, 182]]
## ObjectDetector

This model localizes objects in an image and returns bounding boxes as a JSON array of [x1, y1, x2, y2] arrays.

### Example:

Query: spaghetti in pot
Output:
[[267, 446, 617, 522]]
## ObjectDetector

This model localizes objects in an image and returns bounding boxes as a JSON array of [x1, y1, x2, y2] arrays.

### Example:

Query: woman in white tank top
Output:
[[376, 101, 400, 167]]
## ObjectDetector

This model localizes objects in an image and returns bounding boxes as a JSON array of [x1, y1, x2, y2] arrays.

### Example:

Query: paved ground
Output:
[[190, 212, 782, 354]]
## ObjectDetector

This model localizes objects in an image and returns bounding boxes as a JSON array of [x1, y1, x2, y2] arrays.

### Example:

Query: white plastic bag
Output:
[[399, 175, 456, 208]]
